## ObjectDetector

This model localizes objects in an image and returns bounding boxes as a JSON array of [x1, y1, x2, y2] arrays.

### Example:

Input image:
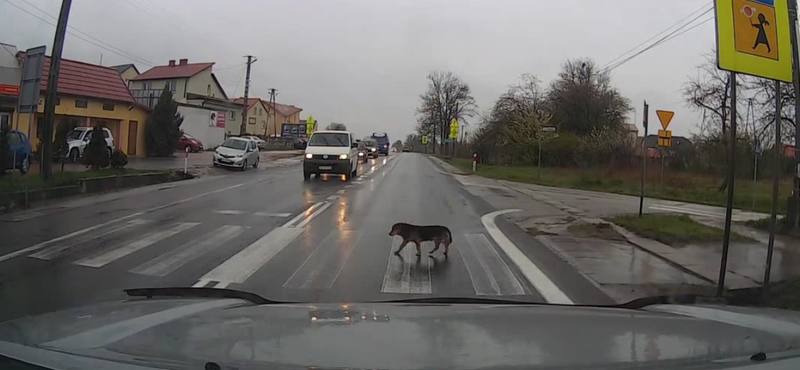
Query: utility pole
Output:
[[267, 88, 277, 138], [40, 0, 72, 181], [717, 71, 738, 296], [638, 101, 649, 217], [239, 55, 256, 137], [788, 0, 800, 229], [764, 80, 782, 293]]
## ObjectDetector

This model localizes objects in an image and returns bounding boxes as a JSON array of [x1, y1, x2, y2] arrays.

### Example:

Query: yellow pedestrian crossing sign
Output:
[[715, 0, 792, 82], [306, 115, 316, 135], [421, 135, 428, 145], [449, 119, 458, 139]]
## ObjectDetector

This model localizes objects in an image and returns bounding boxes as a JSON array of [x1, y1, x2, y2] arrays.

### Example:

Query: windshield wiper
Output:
[[125, 287, 287, 305]]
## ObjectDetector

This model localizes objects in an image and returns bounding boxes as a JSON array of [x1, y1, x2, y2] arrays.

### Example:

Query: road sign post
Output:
[[449, 119, 458, 158], [764, 80, 782, 293], [639, 102, 649, 217]]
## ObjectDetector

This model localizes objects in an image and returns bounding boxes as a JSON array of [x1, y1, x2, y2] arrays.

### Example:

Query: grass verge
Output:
[[745, 216, 800, 238], [0, 168, 169, 193], [440, 156, 792, 214], [727, 276, 800, 311], [607, 214, 749, 246], [567, 223, 625, 241]]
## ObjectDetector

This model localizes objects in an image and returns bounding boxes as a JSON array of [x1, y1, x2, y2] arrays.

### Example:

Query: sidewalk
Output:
[[429, 156, 800, 302]]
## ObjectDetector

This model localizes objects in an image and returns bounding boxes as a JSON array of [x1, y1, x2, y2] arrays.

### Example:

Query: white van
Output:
[[303, 130, 359, 181]]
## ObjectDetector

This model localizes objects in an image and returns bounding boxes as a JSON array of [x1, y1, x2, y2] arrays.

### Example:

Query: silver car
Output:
[[213, 137, 259, 170]]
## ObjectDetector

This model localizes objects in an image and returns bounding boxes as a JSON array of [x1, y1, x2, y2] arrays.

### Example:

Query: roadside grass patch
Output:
[[745, 216, 800, 238], [726, 276, 800, 311], [443, 157, 792, 215], [0, 168, 168, 193], [608, 214, 750, 246]]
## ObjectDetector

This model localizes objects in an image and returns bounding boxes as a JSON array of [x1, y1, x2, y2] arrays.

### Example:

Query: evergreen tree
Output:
[[0, 123, 9, 176], [84, 123, 109, 170], [145, 86, 183, 157]]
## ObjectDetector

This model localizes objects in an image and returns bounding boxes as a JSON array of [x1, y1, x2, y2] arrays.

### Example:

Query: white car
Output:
[[213, 137, 260, 170], [241, 135, 266, 148], [66, 127, 115, 162], [303, 130, 359, 180]]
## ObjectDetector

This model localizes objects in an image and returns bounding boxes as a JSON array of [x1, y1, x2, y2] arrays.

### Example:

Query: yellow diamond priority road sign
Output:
[[655, 110, 674, 130], [715, 0, 792, 82]]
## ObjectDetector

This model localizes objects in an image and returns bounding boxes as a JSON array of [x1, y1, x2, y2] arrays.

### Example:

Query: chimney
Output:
[[179, 58, 188, 66], [168, 60, 176, 67]]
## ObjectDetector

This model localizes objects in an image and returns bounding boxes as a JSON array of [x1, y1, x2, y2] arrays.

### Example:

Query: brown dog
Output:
[[389, 222, 453, 256]]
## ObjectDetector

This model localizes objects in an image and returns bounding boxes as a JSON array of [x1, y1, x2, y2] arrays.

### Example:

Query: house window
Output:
[[248, 117, 256, 125], [229, 111, 235, 121], [142, 81, 152, 90], [259, 108, 263, 116], [102, 103, 114, 111], [75, 99, 88, 108], [55, 97, 60, 106], [165, 80, 176, 93]]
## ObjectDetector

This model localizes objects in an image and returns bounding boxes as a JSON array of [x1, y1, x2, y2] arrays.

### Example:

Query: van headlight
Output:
[[305, 153, 313, 159], [339, 154, 349, 160]]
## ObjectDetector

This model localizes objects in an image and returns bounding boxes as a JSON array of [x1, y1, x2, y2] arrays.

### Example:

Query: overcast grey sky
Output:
[[1, 0, 716, 141]]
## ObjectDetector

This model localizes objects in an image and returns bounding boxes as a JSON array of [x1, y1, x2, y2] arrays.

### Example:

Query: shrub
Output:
[[110, 148, 128, 168], [83, 124, 109, 170]]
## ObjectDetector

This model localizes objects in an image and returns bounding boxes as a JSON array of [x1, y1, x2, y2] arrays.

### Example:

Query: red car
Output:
[[177, 134, 204, 152]]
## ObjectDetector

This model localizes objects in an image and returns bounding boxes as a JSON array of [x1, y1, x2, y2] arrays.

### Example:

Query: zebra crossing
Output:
[[2, 213, 532, 298]]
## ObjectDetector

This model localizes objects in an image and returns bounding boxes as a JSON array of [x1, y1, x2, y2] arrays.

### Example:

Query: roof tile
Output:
[[132, 62, 214, 81], [38, 56, 134, 103]]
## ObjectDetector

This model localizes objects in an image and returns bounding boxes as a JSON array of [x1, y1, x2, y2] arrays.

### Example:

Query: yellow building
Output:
[[14, 53, 149, 156], [265, 102, 302, 137], [233, 97, 271, 136]]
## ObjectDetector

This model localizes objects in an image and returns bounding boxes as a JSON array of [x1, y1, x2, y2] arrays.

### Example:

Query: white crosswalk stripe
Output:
[[130, 225, 246, 277], [461, 234, 525, 296], [28, 219, 151, 261], [381, 237, 432, 294], [75, 222, 200, 268]]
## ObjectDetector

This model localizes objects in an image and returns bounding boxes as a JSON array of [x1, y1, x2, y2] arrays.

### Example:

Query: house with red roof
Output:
[[231, 97, 304, 137], [129, 59, 242, 147], [8, 47, 151, 156]]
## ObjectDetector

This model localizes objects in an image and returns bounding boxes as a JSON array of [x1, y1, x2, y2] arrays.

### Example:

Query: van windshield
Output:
[[309, 133, 349, 147]]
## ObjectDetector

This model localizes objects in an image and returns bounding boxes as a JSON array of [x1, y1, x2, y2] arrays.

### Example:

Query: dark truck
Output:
[[371, 132, 390, 155]]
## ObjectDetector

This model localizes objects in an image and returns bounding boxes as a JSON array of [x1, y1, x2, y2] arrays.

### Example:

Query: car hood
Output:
[[305, 145, 351, 156], [2, 297, 800, 369], [216, 146, 245, 156]]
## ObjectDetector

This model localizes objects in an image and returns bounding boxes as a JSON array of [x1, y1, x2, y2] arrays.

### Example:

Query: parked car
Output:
[[213, 137, 259, 171], [176, 133, 203, 152], [303, 130, 359, 181], [241, 135, 266, 149], [2, 129, 32, 174], [66, 127, 115, 162]]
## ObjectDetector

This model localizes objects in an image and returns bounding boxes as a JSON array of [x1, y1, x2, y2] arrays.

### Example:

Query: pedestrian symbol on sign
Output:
[[732, 0, 778, 60]]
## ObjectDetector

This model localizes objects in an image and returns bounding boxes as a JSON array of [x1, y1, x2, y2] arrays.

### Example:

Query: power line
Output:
[[14, 0, 154, 66], [603, 7, 714, 72], [601, 2, 713, 70], [4, 0, 155, 66]]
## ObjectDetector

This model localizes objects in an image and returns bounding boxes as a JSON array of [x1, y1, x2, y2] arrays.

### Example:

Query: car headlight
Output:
[[339, 154, 349, 160], [358, 152, 364, 156], [370, 148, 376, 152], [305, 153, 313, 159]]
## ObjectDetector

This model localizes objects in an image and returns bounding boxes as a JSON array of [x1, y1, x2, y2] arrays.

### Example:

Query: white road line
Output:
[[0, 182, 245, 264], [649, 205, 723, 219], [29, 219, 150, 261], [282, 202, 324, 228], [252, 212, 292, 217], [466, 234, 525, 295], [130, 225, 246, 277], [196, 226, 304, 286], [481, 210, 573, 304], [75, 222, 200, 268], [381, 237, 432, 294], [283, 230, 362, 289], [337, 189, 346, 194], [214, 210, 246, 215], [326, 195, 339, 200], [344, 184, 354, 188], [294, 202, 332, 228], [192, 279, 211, 288]]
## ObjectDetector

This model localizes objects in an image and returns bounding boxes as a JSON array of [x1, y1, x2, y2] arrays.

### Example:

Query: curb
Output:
[[426, 155, 470, 175]]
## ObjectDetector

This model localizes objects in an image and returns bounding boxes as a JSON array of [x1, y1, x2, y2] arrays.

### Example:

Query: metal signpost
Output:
[[638, 102, 649, 217], [713, 0, 793, 295]]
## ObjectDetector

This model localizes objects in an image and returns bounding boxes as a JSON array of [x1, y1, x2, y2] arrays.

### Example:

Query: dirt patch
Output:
[[567, 222, 625, 241], [526, 226, 555, 236]]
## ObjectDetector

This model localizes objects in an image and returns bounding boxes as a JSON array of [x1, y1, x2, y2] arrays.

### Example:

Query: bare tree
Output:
[[749, 77, 795, 146], [415, 71, 477, 153], [325, 122, 347, 131], [682, 52, 747, 137], [547, 58, 631, 136]]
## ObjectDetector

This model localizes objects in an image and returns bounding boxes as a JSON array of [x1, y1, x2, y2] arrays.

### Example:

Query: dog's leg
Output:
[[430, 239, 440, 254], [444, 241, 450, 257], [394, 239, 409, 256], [414, 241, 421, 256]]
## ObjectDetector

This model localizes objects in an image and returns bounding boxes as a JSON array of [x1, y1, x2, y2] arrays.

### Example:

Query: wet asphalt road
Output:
[[0, 153, 610, 321]]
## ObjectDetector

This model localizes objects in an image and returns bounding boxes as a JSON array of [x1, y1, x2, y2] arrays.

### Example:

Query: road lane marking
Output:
[[196, 226, 304, 286], [465, 234, 525, 295], [214, 210, 246, 215], [253, 212, 292, 217], [28, 219, 151, 261], [345, 184, 354, 188], [326, 195, 338, 200], [649, 205, 723, 219], [337, 189, 346, 194], [481, 209, 573, 304], [381, 237, 432, 294], [283, 230, 362, 289], [130, 225, 246, 277], [294, 202, 332, 228], [282, 202, 324, 228], [75, 222, 200, 268], [0, 182, 245, 264]]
